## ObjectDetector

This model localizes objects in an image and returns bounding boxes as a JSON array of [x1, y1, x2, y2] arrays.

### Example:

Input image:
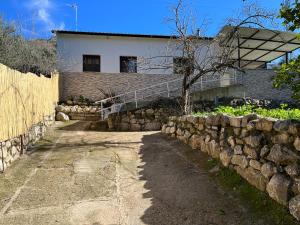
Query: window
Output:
[[83, 55, 101, 72], [120, 56, 137, 73], [173, 57, 193, 74]]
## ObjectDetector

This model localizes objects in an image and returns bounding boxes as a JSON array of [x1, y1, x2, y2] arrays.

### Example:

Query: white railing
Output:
[[96, 71, 243, 120]]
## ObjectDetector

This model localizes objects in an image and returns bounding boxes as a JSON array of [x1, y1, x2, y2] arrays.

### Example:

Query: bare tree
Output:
[[141, 0, 275, 114]]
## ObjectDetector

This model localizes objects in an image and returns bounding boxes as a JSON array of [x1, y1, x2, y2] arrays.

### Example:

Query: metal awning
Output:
[[218, 25, 300, 69]]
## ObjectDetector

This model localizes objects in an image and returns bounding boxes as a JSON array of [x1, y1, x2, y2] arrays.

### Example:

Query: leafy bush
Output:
[[194, 104, 300, 120], [0, 17, 56, 76]]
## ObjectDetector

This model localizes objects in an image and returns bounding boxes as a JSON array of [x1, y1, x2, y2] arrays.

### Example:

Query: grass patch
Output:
[[194, 104, 300, 120], [205, 159, 299, 225]]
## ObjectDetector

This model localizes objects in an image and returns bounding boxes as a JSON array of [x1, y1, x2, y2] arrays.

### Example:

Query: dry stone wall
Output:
[[162, 114, 300, 220], [56, 105, 101, 121], [107, 108, 178, 131], [0, 114, 54, 172]]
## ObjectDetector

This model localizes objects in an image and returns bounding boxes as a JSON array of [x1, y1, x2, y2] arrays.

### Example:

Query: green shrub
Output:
[[194, 104, 300, 120]]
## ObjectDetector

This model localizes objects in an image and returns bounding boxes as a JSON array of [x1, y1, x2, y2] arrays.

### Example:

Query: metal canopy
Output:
[[218, 26, 300, 69]]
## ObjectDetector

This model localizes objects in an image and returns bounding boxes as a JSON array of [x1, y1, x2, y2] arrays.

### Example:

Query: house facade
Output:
[[54, 28, 297, 103]]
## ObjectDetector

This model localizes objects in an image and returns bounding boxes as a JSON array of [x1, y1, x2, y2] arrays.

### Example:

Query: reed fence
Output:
[[0, 64, 59, 141]]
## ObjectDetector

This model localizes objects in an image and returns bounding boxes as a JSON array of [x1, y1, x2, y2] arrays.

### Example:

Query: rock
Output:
[[5, 141, 11, 149], [247, 120, 256, 131], [187, 116, 198, 124], [145, 109, 154, 114], [227, 136, 235, 148], [267, 144, 300, 166], [161, 124, 167, 133], [244, 145, 258, 159], [145, 122, 161, 131], [266, 174, 290, 205], [220, 148, 233, 167], [289, 195, 300, 220], [209, 165, 220, 173], [292, 179, 300, 195], [271, 132, 291, 144], [285, 164, 300, 177], [165, 127, 171, 134], [273, 120, 290, 132], [231, 155, 248, 169], [244, 135, 262, 148], [236, 166, 268, 191], [234, 145, 243, 155], [260, 145, 270, 158], [288, 122, 300, 135], [294, 137, 300, 151], [208, 140, 221, 159], [56, 112, 69, 121], [241, 114, 258, 127], [229, 116, 242, 128], [55, 105, 65, 112], [255, 118, 274, 132], [249, 160, 261, 171], [189, 135, 204, 149], [169, 127, 176, 134], [261, 163, 276, 179], [130, 123, 141, 131], [233, 128, 241, 136]]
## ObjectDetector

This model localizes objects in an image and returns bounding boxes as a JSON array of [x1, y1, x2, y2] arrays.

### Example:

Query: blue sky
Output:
[[0, 0, 284, 39]]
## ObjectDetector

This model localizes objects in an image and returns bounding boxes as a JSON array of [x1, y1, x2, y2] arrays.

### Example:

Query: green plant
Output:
[[193, 105, 300, 120]]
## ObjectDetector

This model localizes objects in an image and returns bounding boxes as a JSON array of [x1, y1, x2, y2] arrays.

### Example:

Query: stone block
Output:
[[130, 123, 141, 131], [144, 122, 161, 131], [261, 162, 276, 179], [294, 137, 300, 151], [271, 132, 292, 144], [244, 135, 262, 148], [249, 160, 262, 171], [236, 166, 268, 191], [220, 148, 233, 167], [234, 145, 243, 155], [231, 155, 248, 169], [267, 144, 300, 166], [289, 195, 300, 220], [285, 163, 300, 178], [229, 116, 243, 128], [244, 145, 258, 159], [189, 135, 204, 150], [266, 174, 290, 205], [255, 118, 274, 132]]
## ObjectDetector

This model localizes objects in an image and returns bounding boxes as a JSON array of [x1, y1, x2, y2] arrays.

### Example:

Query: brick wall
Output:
[[60, 69, 292, 102]]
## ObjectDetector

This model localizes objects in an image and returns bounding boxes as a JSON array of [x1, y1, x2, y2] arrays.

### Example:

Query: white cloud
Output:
[[26, 0, 64, 32]]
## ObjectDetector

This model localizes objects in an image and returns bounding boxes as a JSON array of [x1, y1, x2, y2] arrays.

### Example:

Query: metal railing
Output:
[[96, 70, 243, 120]]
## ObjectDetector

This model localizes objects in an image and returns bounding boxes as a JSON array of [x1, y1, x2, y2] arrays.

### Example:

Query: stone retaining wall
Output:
[[56, 105, 101, 121], [0, 115, 55, 172], [162, 114, 300, 220], [106, 108, 178, 131]]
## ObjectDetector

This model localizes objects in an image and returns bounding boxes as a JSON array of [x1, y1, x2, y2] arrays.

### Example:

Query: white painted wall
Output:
[[56, 33, 210, 74]]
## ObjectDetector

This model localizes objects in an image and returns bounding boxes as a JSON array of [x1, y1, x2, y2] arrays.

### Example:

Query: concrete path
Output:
[[0, 121, 267, 225]]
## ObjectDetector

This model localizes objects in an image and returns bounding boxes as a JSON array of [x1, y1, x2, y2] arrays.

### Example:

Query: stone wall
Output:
[[0, 114, 55, 172], [106, 108, 178, 131], [56, 105, 101, 121], [162, 114, 300, 220]]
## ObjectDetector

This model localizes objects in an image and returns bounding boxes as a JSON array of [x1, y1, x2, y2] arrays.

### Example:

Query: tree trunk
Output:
[[182, 75, 191, 115]]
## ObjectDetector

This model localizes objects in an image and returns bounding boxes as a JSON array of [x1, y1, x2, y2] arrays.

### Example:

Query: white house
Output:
[[55, 30, 212, 75], [53, 27, 300, 102]]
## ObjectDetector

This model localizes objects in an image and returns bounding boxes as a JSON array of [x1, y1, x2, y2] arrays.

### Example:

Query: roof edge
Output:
[[51, 30, 213, 40]]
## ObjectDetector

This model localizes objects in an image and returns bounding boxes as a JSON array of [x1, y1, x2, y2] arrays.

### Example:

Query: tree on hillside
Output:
[[273, 0, 300, 102], [142, 0, 274, 114], [0, 17, 56, 76]]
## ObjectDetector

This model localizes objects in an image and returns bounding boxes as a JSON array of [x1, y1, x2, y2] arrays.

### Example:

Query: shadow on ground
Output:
[[137, 132, 271, 225]]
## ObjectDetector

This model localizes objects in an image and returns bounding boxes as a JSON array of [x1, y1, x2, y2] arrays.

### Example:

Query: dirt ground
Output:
[[0, 121, 275, 225]]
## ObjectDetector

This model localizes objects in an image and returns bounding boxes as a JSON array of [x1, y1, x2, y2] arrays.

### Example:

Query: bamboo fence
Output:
[[0, 63, 59, 142]]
